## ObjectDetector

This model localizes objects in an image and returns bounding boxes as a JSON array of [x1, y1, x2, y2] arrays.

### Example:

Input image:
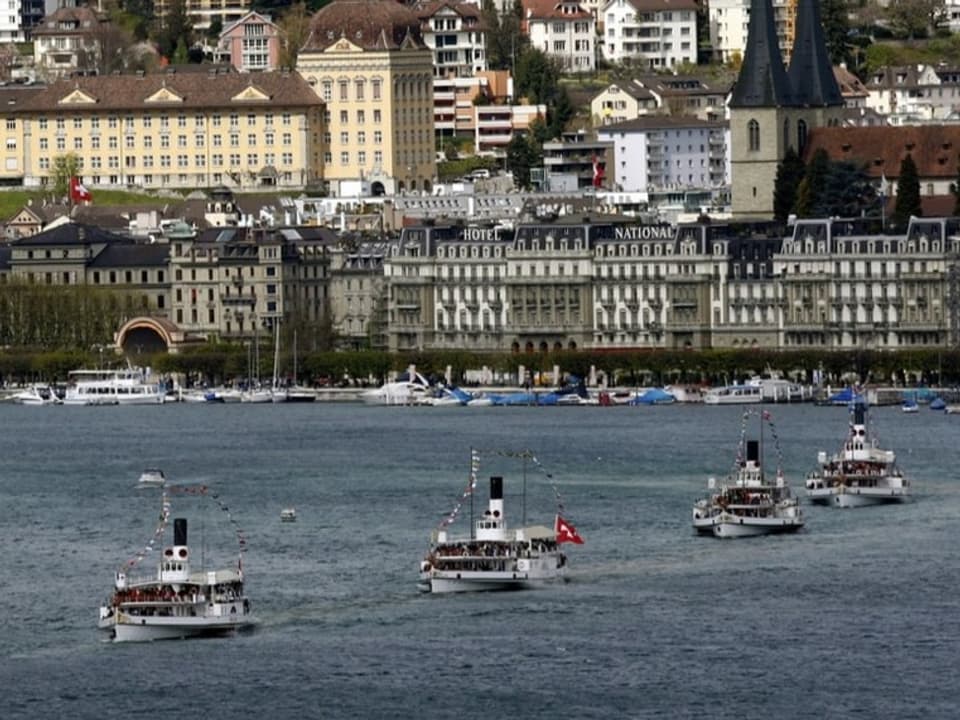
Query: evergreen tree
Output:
[[546, 86, 574, 140], [156, 0, 193, 60], [793, 148, 830, 217], [950, 162, 960, 215], [773, 147, 805, 223], [515, 47, 559, 105], [821, 0, 851, 66], [506, 133, 537, 190], [893, 153, 922, 229]]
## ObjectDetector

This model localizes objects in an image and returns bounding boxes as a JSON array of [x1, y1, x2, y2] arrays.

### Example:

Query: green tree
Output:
[[893, 153, 922, 229], [156, 0, 193, 60], [52, 153, 81, 200], [884, 0, 946, 39], [482, 0, 526, 72], [951, 161, 960, 215], [793, 148, 830, 218], [822, 0, 852, 65], [773, 147, 805, 223], [547, 86, 574, 140], [506, 133, 537, 190], [817, 161, 877, 217], [277, 2, 310, 69], [515, 47, 559, 105]]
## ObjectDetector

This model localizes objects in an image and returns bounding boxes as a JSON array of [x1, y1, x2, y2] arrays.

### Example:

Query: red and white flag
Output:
[[555, 515, 584, 544], [70, 176, 92, 203], [592, 154, 604, 188]]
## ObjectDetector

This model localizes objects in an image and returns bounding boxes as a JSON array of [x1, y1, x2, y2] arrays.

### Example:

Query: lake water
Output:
[[1, 401, 958, 719]]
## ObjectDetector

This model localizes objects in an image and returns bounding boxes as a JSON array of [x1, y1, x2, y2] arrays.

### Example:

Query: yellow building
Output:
[[0, 68, 323, 192], [296, 0, 437, 197]]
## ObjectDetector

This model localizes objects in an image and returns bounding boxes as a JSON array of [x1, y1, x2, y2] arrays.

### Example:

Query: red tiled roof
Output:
[[7, 70, 322, 113], [803, 126, 960, 180], [522, 0, 592, 21], [303, 0, 425, 51]]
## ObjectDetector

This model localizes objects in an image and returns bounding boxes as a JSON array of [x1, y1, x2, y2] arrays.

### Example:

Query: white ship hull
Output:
[[808, 486, 909, 507], [694, 513, 804, 538], [420, 563, 566, 594], [101, 611, 252, 642]]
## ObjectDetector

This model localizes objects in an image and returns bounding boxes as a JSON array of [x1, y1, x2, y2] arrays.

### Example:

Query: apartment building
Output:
[[415, 1, 487, 79], [522, 0, 596, 74], [600, 0, 698, 69], [297, 0, 437, 196], [216, 11, 281, 73], [0, 68, 323, 191], [31, 4, 105, 80], [708, 0, 797, 64], [597, 116, 729, 194]]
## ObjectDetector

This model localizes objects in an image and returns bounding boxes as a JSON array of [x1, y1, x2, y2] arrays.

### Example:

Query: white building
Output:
[[865, 64, 960, 122], [415, 1, 487, 79], [522, 0, 596, 74], [708, 0, 796, 64], [597, 116, 729, 194], [600, 0, 698, 69]]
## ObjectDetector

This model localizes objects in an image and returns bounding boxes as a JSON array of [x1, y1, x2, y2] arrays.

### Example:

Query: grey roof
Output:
[[88, 243, 170, 268], [598, 116, 726, 132], [787, 0, 843, 107], [729, 0, 791, 108], [11, 222, 132, 247]]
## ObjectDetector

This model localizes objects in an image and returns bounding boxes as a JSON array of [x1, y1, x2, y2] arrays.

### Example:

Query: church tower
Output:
[[730, 0, 843, 218]]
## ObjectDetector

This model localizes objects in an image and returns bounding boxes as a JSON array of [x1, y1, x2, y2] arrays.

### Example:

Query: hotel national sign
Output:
[[613, 224, 675, 241]]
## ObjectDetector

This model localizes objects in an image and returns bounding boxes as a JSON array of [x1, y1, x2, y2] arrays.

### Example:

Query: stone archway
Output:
[[115, 316, 193, 355]]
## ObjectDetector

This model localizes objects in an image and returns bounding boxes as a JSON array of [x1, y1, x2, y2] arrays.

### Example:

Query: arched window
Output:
[[748, 119, 760, 152], [797, 120, 808, 153]]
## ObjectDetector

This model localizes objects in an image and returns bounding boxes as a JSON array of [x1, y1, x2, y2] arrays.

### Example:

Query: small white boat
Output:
[[280, 508, 297, 522], [11, 384, 60, 405], [418, 449, 582, 593], [805, 402, 910, 507], [98, 486, 253, 642], [137, 469, 166, 488], [362, 370, 432, 406], [693, 410, 804, 538], [901, 400, 919, 414], [702, 384, 763, 405], [945, 404, 960, 415]]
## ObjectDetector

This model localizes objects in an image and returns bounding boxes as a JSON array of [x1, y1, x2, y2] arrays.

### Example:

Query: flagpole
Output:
[[469, 447, 475, 540]]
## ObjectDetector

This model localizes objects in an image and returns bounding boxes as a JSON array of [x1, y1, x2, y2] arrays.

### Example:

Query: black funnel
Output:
[[174, 518, 187, 546], [853, 404, 865, 425], [746, 440, 760, 463], [489, 476, 503, 500]]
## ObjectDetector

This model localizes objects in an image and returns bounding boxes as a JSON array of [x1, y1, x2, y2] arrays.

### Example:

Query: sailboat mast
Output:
[[469, 448, 475, 540], [522, 451, 528, 527], [272, 318, 281, 390]]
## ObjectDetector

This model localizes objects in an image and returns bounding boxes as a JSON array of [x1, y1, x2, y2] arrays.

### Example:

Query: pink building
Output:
[[216, 11, 281, 73]]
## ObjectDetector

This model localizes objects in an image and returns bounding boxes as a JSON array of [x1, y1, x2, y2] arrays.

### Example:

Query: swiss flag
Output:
[[70, 176, 92, 203], [555, 515, 584, 544], [592, 154, 604, 188]]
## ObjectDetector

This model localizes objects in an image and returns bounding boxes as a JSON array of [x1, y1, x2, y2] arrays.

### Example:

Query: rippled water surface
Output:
[[1, 402, 958, 719]]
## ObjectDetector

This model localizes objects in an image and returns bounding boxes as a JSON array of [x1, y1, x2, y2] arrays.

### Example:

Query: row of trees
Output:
[[4, 346, 960, 389], [0, 282, 141, 349], [772, 148, 940, 231]]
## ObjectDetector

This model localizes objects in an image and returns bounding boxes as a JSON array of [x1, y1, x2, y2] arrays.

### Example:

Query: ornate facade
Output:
[[382, 217, 960, 353]]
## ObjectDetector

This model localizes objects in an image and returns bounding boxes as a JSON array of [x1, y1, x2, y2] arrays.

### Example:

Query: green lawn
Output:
[[0, 189, 178, 220]]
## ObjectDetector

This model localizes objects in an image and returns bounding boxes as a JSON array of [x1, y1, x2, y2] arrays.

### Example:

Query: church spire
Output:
[[729, 0, 791, 108], [787, 0, 843, 106]]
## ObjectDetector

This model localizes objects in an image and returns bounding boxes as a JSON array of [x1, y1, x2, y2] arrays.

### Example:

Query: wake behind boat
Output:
[[692, 410, 804, 538], [418, 449, 583, 593], [98, 482, 253, 642], [805, 402, 910, 507]]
